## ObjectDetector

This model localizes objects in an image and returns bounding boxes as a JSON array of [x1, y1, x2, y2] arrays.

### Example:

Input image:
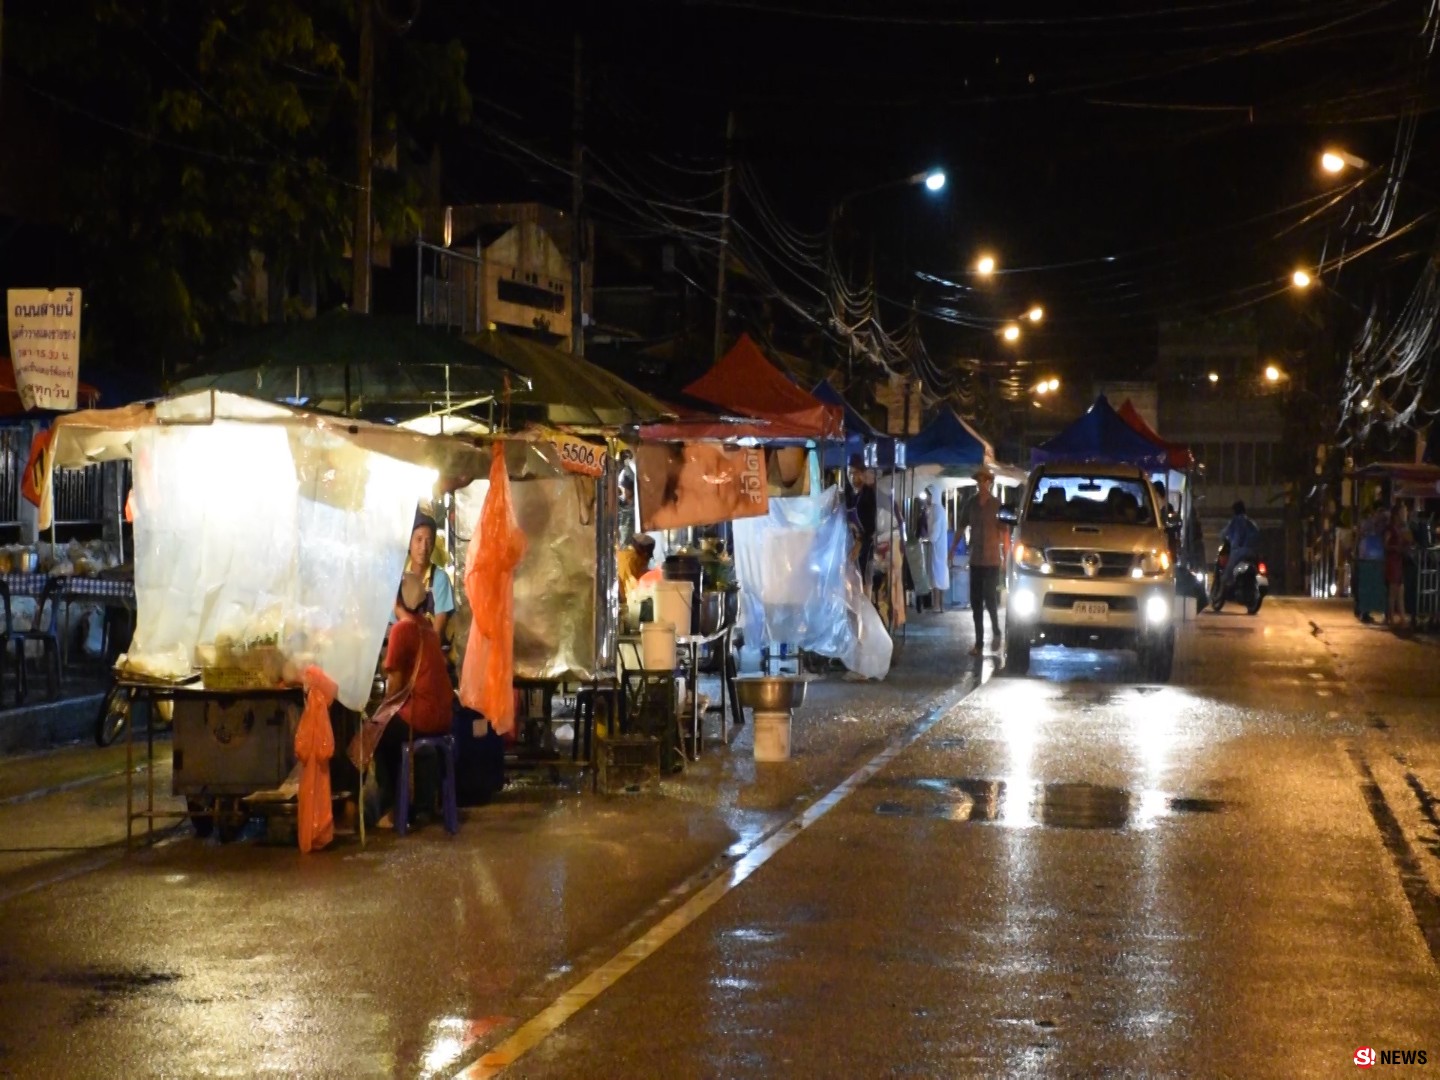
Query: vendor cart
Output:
[[122, 678, 309, 843]]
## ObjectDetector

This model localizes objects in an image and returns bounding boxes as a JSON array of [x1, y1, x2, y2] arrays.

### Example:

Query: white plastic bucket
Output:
[[753, 710, 792, 761], [641, 620, 677, 670], [653, 580, 694, 637]]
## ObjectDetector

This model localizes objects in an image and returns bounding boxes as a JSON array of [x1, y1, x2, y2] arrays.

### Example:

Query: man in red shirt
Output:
[[376, 574, 455, 828]]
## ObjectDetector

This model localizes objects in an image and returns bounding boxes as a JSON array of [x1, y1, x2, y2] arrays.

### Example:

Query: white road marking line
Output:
[[454, 687, 968, 1079]]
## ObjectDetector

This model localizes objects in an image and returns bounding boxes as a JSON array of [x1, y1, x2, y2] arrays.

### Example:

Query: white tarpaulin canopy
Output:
[[45, 390, 505, 709]]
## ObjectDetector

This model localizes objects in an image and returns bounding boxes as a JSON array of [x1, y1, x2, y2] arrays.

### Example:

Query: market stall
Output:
[[45, 389, 494, 844], [894, 408, 1005, 612]]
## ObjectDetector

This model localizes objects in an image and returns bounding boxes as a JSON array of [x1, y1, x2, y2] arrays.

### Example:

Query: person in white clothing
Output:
[[925, 484, 950, 612]]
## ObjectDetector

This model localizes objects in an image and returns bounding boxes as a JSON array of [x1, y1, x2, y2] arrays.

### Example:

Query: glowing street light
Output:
[[1264, 364, 1282, 383], [1208, 372, 1219, 384], [1035, 381, 1049, 395], [1319, 148, 1368, 175], [976, 254, 997, 277], [1027, 305, 1044, 323], [1360, 397, 1372, 411], [1002, 323, 1021, 342], [1291, 269, 1313, 289], [1047, 377, 1059, 391], [923, 169, 947, 192]]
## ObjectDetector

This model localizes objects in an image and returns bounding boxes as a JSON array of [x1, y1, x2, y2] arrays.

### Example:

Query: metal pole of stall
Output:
[[115, 462, 125, 565]]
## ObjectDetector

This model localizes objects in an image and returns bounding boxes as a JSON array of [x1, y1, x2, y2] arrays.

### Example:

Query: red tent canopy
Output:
[[1117, 398, 1194, 470], [641, 334, 842, 443], [0, 356, 100, 415]]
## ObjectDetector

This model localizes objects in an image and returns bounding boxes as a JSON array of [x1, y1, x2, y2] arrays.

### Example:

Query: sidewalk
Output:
[[1280, 598, 1440, 904]]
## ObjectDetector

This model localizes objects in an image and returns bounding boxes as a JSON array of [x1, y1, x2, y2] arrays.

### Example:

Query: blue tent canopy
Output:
[[1031, 394, 1170, 470], [811, 380, 903, 469], [905, 408, 992, 468]]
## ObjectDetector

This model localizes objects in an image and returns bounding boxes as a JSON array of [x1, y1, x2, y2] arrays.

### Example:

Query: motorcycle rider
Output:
[[1219, 500, 1261, 593]]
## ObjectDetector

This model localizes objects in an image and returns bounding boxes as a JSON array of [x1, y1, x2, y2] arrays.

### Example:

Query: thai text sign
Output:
[[551, 434, 606, 478], [636, 442, 768, 531], [7, 289, 83, 411]]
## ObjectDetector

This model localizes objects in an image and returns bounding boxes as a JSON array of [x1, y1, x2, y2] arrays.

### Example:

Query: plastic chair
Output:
[[2, 578, 64, 703], [395, 734, 458, 836]]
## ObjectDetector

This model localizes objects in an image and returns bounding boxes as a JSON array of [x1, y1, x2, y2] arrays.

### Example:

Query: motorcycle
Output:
[[1209, 539, 1269, 615]]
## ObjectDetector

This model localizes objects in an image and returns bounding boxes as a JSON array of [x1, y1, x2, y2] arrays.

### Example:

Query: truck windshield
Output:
[[1027, 475, 1156, 526]]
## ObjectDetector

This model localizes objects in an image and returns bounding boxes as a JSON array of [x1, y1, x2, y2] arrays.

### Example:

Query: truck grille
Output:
[[1044, 549, 1135, 578]]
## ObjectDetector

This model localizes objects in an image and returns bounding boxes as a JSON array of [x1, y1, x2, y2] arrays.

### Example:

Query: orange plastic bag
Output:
[[460, 450, 527, 734], [295, 666, 337, 853]]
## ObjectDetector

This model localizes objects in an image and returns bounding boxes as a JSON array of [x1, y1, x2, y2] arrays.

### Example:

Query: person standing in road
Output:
[[846, 455, 878, 587], [960, 465, 1003, 655], [1385, 501, 1414, 628]]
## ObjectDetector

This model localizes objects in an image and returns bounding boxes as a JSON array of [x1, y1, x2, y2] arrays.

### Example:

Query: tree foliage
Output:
[[4, 0, 470, 381]]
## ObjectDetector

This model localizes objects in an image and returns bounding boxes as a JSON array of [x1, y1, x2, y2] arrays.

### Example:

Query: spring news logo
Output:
[[1355, 1046, 1428, 1068]]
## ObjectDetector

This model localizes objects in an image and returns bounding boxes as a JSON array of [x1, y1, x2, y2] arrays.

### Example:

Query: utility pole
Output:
[[713, 110, 736, 362], [570, 33, 585, 357], [351, 0, 375, 315]]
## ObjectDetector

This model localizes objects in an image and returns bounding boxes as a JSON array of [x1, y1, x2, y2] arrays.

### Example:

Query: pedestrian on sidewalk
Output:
[[1385, 502, 1414, 628], [960, 465, 1003, 655], [924, 484, 950, 613]]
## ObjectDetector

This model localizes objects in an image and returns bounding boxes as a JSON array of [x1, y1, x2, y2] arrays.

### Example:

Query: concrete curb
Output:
[[0, 694, 106, 755]]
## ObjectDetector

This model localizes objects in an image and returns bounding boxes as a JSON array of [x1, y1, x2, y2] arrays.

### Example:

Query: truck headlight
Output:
[[1145, 595, 1170, 624], [1138, 550, 1171, 577], [1015, 543, 1049, 573]]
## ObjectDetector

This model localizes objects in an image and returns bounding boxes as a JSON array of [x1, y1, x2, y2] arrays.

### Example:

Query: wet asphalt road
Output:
[[0, 600, 1437, 1078]]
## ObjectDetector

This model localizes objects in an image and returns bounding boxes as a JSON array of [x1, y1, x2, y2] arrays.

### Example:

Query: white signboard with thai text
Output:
[[7, 288, 82, 411]]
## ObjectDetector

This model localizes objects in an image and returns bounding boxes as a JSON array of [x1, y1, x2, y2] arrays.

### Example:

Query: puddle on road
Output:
[[876, 778, 1229, 829]]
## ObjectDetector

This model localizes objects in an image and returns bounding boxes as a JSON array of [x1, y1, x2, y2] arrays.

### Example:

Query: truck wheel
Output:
[[1005, 626, 1031, 675], [1142, 635, 1175, 683]]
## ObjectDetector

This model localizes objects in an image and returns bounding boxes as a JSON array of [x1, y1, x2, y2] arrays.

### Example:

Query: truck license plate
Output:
[[1072, 601, 1109, 620]]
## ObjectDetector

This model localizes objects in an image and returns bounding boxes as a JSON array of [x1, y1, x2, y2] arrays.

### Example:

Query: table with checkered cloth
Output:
[[1, 573, 135, 604]]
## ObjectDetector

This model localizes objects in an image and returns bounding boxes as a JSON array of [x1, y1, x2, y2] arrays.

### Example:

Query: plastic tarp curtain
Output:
[[295, 666, 337, 853], [125, 420, 428, 709], [733, 485, 892, 680], [460, 452, 528, 733], [455, 472, 598, 684]]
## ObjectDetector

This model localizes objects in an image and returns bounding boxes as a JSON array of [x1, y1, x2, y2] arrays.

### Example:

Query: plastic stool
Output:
[[396, 735, 458, 836]]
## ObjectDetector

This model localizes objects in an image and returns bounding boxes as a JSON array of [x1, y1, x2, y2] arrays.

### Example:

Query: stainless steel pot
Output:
[[734, 676, 809, 712]]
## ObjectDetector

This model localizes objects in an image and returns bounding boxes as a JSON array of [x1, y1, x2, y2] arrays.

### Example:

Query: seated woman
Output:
[[375, 573, 455, 829]]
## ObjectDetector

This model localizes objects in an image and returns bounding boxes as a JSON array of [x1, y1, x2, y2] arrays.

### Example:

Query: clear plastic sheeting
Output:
[[127, 421, 431, 709], [454, 474, 597, 682], [733, 486, 892, 679]]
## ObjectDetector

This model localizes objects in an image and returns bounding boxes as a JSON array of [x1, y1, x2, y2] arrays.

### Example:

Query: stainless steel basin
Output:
[[734, 676, 809, 712]]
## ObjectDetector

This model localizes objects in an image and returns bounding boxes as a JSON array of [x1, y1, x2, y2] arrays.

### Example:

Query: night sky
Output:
[[441, 0, 1437, 391]]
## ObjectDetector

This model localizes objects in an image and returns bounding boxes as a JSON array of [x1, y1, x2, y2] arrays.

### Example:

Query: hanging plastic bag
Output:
[[295, 665, 337, 853], [460, 449, 528, 733]]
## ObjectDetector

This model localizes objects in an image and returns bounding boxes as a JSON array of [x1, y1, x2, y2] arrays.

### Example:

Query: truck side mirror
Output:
[[997, 507, 1018, 526]]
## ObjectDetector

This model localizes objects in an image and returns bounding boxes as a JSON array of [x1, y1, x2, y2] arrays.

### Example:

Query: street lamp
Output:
[[1047, 377, 1059, 391], [1265, 364, 1282, 383], [1002, 323, 1021, 342], [976, 253, 997, 277], [1208, 372, 1219, 384], [923, 169, 947, 192], [1320, 148, 1368, 175], [1292, 269, 1313, 289], [1027, 305, 1044, 323]]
